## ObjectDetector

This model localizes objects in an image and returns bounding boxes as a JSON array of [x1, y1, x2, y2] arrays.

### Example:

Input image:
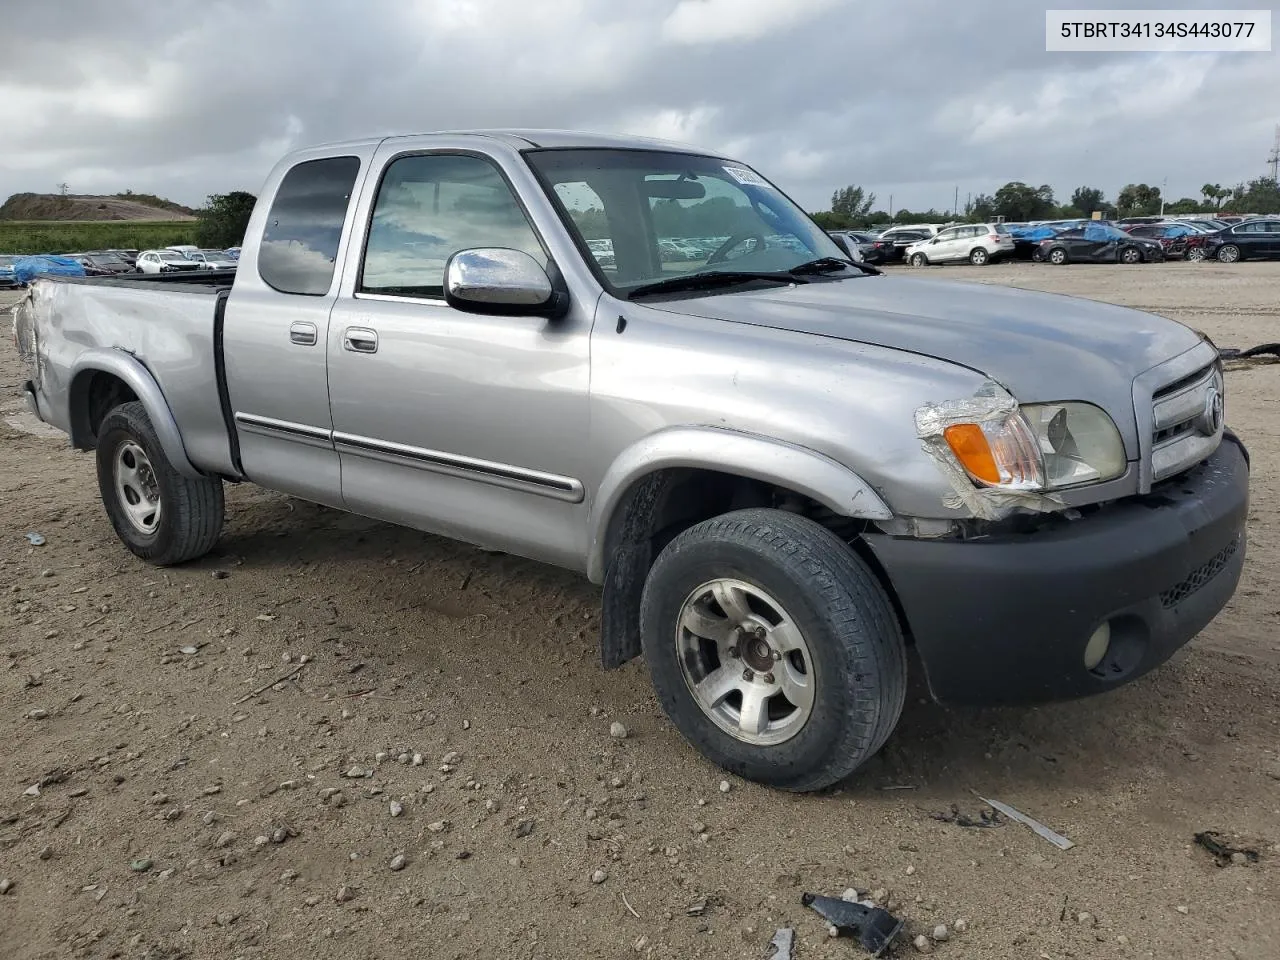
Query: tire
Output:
[[1187, 247, 1207, 262], [969, 247, 989, 266], [1217, 244, 1241, 263], [1119, 246, 1143, 264], [909, 253, 928, 267], [1047, 247, 1068, 265], [639, 508, 907, 792], [95, 401, 224, 565]]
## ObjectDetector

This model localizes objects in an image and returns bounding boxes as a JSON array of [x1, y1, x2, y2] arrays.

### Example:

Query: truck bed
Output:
[[15, 274, 239, 477]]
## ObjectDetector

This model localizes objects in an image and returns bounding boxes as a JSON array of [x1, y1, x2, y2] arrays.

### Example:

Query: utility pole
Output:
[[57, 182, 69, 197], [1265, 125, 1279, 183], [1159, 176, 1167, 216], [953, 185, 959, 219], [888, 194, 894, 220]]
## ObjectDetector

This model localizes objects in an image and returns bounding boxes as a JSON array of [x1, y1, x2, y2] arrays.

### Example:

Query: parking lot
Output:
[[1, 261, 1278, 960]]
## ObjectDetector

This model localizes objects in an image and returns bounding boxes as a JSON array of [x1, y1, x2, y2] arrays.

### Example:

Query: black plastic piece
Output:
[[801, 893, 903, 956]]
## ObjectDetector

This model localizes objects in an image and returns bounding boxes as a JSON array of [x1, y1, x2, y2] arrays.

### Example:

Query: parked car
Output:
[[827, 231, 892, 265], [166, 245, 201, 257], [13, 130, 1248, 792], [185, 249, 239, 270], [1191, 218, 1280, 263], [1038, 222, 1165, 264], [136, 249, 203, 274], [224, 247, 242, 260], [0, 254, 21, 287], [75, 251, 135, 276], [107, 249, 140, 267], [905, 223, 1015, 266], [875, 225, 937, 263], [1121, 223, 1199, 259]]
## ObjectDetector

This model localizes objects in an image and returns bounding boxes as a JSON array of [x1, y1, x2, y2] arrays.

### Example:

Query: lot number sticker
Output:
[[723, 166, 771, 187]]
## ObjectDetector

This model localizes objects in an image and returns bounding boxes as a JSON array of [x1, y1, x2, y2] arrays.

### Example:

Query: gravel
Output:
[[590, 868, 608, 884], [389, 854, 407, 872], [609, 722, 628, 739]]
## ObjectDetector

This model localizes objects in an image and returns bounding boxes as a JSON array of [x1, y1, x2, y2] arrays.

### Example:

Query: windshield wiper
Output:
[[627, 270, 807, 300], [789, 256, 881, 277]]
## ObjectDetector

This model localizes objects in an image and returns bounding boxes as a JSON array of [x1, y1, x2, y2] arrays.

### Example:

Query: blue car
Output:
[[0, 254, 20, 287]]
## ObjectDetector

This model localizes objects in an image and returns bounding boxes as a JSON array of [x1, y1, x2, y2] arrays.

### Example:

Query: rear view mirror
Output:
[[445, 248, 568, 318], [645, 179, 707, 200]]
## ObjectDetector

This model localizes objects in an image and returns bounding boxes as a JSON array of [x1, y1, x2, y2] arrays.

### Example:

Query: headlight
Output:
[[943, 402, 1126, 491]]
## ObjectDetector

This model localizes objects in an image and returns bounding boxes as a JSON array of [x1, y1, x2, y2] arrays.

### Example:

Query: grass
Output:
[[0, 220, 199, 255]]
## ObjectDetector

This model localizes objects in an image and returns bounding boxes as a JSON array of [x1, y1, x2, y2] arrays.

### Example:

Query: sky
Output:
[[1, 0, 1277, 214]]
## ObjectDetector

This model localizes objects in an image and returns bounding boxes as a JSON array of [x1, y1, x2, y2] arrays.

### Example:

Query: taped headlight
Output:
[[1021, 402, 1126, 488], [943, 402, 1125, 491]]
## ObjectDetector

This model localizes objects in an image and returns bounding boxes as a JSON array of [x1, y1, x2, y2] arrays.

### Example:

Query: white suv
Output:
[[905, 223, 1015, 266]]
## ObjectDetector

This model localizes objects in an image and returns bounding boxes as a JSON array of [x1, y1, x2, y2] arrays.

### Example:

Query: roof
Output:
[[309, 129, 727, 157]]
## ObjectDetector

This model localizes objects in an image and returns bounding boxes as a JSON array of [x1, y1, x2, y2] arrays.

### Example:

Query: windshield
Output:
[[158, 252, 188, 262], [526, 148, 846, 292]]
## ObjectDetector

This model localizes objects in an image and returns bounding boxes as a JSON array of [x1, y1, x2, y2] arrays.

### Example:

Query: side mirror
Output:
[[930, 237, 941, 244], [444, 248, 567, 318]]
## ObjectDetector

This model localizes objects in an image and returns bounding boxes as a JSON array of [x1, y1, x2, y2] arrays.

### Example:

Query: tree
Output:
[[1200, 183, 1227, 210], [969, 193, 996, 220], [1116, 183, 1162, 216], [1165, 197, 1204, 215], [992, 182, 1055, 221], [1069, 186, 1109, 217], [195, 191, 257, 249], [830, 185, 876, 222], [1222, 176, 1280, 214]]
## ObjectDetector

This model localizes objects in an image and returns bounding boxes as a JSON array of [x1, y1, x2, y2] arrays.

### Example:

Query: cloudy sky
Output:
[[2, 0, 1277, 214]]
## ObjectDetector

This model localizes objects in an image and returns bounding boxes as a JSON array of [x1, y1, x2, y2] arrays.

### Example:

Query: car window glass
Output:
[[259, 155, 361, 296], [1263, 221, 1280, 233], [555, 180, 615, 276], [935, 229, 957, 241], [360, 153, 545, 297], [1233, 222, 1259, 234]]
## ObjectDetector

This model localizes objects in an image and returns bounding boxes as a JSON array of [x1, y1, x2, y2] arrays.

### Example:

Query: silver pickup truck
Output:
[[13, 130, 1249, 791]]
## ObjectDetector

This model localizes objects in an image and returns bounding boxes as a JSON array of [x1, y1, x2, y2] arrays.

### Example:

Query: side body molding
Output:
[[69, 348, 203, 479], [586, 426, 893, 582]]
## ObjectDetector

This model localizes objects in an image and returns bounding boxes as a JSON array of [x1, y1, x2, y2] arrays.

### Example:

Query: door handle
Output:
[[289, 321, 318, 346], [343, 327, 379, 354]]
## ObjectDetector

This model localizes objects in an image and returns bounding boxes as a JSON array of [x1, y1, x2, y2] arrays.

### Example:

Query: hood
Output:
[[643, 275, 1204, 450]]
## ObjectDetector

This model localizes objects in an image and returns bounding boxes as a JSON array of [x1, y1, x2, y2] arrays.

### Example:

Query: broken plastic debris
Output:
[[931, 803, 1005, 829], [1194, 831, 1260, 867], [767, 927, 794, 960], [973, 793, 1074, 850], [24, 532, 45, 546], [801, 892, 904, 957]]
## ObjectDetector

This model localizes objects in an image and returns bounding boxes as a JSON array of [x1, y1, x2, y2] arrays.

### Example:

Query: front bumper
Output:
[[864, 434, 1249, 705]]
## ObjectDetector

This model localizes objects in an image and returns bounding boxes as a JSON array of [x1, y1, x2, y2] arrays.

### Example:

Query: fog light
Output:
[[1084, 622, 1112, 671]]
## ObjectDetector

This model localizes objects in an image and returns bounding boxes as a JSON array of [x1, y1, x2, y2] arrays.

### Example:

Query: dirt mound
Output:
[[0, 192, 196, 222]]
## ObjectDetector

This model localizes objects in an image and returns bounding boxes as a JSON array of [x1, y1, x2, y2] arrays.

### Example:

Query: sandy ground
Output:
[[1, 261, 1278, 960]]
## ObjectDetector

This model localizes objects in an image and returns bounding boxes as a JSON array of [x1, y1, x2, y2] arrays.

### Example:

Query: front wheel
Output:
[[640, 509, 907, 792], [909, 253, 928, 267], [96, 401, 224, 565], [1217, 244, 1241, 263], [1119, 246, 1143, 264]]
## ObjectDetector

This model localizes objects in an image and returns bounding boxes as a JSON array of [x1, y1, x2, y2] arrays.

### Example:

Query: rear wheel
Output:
[[1048, 247, 1068, 265], [969, 248, 989, 266], [1217, 244, 1241, 263], [96, 401, 224, 565], [909, 253, 928, 267], [640, 509, 907, 792], [1187, 247, 1207, 262], [1119, 246, 1143, 264]]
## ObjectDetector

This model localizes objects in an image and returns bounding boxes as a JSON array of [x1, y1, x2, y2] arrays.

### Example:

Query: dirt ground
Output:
[[1, 261, 1278, 960]]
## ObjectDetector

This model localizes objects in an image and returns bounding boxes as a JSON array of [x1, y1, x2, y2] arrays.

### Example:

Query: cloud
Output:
[[0, 0, 1277, 215], [662, 0, 849, 44]]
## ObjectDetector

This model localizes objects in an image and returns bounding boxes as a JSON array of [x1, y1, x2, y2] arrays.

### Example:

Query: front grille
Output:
[[1149, 362, 1223, 483], [1159, 537, 1239, 608]]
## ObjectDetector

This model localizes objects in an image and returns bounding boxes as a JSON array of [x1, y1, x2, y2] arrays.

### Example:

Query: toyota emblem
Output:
[[1198, 386, 1224, 436]]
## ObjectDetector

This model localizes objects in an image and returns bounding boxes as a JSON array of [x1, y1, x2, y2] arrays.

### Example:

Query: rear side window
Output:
[[258, 156, 361, 296], [993, 223, 1009, 234]]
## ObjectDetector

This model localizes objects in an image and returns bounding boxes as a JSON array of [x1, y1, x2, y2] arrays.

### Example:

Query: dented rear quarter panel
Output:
[[15, 279, 234, 475]]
